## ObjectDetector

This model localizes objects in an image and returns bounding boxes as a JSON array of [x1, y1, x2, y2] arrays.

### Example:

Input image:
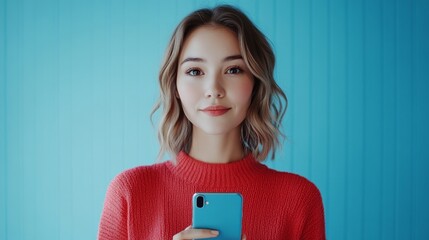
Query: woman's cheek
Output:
[[177, 83, 200, 107], [232, 79, 254, 104]]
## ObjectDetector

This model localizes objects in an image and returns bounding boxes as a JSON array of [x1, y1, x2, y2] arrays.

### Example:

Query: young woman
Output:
[[98, 5, 325, 240]]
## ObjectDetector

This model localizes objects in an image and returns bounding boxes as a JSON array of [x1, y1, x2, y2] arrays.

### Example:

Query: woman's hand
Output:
[[173, 226, 246, 240]]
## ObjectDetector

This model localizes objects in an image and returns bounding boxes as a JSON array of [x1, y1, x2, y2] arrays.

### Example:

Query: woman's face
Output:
[[176, 25, 254, 136]]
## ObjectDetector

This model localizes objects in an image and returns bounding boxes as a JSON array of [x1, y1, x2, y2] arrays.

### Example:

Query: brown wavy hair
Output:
[[152, 5, 287, 161]]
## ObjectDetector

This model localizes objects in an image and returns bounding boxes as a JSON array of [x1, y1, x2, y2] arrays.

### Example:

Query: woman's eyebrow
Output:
[[223, 54, 243, 62], [180, 54, 243, 66], [180, 57, 204, 65]]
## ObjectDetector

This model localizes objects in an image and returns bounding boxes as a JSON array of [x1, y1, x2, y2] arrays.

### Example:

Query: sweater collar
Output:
[[167, 151, 268, 188]]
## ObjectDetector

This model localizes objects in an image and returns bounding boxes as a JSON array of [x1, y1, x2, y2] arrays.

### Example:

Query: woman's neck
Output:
[[188, 127, 244, 164]]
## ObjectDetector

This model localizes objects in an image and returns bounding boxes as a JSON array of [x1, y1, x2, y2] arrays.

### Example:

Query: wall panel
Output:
[[1, 0, 428, 239]]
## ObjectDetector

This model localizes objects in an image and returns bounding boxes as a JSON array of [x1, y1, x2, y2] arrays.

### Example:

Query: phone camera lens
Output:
[[196, 195, 204, 208]]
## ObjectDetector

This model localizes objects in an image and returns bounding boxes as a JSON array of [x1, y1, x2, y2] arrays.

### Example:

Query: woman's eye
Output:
[[226, 67, 242, 74], [186, 69, 203, 76]]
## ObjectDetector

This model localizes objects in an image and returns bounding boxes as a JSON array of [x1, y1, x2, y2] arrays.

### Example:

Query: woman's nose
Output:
[[205, 75, 225, 98], [205, 89, 224, 98]]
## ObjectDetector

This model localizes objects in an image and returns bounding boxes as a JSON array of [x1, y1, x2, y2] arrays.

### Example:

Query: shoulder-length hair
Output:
[[152, 5, 287, 161]]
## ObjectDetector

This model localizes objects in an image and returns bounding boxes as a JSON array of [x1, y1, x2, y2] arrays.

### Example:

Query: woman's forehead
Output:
[[179, 25, 242, 64]]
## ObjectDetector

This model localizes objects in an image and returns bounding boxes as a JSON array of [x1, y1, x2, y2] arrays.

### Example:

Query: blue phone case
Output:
[[192, 193, 243, 240]]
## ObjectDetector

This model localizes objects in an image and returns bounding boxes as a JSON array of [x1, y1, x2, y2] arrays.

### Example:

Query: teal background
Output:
[[1, 0, 428, 239]]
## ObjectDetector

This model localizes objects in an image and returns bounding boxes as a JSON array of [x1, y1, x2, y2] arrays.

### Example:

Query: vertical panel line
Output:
[[344, 1, 349, 239], [410, 0, 415, 238], [308, 0, 313, 179], [290, 0, 295, 171], [3, 0, 8, 238], [56, 0, 60, 238], [378, 1, 384, 239], [361, 0, 366, 237], [273, 0, 277, 78], [393, 0, 397, 238], [326, 0, 330, 217], [90, 0, 95, 231], [379, 1, 384, 239]]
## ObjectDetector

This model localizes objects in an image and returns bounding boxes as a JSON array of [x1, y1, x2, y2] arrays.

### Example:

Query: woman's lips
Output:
[[200, 106, 231, 116]]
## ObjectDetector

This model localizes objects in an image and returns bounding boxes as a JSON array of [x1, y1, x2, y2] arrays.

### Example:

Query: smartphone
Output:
[[192, 192, 243, 240]]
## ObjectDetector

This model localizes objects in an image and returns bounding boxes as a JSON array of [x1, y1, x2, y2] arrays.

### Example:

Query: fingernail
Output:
[[211, 230, 219, 235]]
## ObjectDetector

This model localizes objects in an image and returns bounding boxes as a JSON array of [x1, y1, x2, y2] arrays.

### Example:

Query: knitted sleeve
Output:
[[301, 183, 326, 240], [98, 174, 129, 240]]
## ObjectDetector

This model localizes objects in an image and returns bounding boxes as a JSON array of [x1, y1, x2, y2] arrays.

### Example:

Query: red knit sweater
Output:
[[98, 151, 326, 239]]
